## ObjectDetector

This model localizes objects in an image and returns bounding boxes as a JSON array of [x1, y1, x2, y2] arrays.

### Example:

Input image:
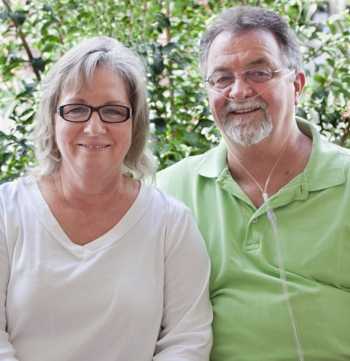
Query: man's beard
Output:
[[221, 101, 272, 146]]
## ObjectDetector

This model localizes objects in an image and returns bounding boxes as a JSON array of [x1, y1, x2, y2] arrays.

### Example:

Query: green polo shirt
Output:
[[157, 120, 350, 361]]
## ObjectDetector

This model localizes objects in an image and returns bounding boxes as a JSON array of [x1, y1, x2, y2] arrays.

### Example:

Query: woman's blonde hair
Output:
[[33, 36, 156, 179]]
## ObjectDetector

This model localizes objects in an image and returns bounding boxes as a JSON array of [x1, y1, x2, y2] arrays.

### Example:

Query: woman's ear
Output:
[[293, 71, 306, 105]]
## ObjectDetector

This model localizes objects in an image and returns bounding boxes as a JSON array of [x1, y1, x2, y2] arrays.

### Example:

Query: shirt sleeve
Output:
[[153, 207, 213, 361], [0, 220, 19, 360]]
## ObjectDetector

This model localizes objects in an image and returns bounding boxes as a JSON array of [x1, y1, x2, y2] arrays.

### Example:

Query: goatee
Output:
[[222, 103, 272, 146]]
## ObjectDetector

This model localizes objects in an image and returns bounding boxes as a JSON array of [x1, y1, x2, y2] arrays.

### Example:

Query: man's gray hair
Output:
[[33, 36, 156, 179], [199, 6, 302, 76]]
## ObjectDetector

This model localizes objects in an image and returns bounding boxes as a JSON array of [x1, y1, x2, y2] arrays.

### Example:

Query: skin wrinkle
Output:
[[207, 30, 301, 151], [205, 30, 308, 209], [207, 43, 276, 146], [210, 70, 295, 146]]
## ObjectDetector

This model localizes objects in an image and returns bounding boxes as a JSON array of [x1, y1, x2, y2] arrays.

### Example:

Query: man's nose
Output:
[[83, 111, 107, 135], [227, 77, 255, 100]]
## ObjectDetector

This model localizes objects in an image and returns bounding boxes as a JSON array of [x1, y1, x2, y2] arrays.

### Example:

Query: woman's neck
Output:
[[52, 166, 136, 210]]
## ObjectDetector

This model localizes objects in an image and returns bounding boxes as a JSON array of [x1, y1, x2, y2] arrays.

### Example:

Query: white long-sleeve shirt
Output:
[[0, 176, 212, 361]]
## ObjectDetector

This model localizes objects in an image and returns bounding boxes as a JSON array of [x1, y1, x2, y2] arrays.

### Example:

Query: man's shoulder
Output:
[[158, 153, 206, 178], [156, 147, 219, 197], [318, 136, 350, 166], [311, 136, 350, 190], [299, 118, 350, 166]]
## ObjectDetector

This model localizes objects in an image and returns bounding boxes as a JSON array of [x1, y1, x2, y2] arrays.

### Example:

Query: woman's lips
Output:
[[77, 144, 111, 150]]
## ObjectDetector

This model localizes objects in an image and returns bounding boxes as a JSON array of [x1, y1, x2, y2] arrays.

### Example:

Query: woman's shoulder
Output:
[[0, 177, 21, 202], [142, 182, 205, 248], [0, 176, 37, 211], [143, 182, 193, 218], [0, 175, 35, 195]]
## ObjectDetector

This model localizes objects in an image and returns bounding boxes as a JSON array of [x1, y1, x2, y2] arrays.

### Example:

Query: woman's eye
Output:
[[67, 106, 87, 114], [103, 108, 121, 115]]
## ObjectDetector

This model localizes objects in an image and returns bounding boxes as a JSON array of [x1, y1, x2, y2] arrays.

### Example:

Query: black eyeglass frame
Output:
[[57, 103, 132, 123]]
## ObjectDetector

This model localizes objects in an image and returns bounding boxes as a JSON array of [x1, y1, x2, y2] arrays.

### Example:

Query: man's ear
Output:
[[293, 71, 305, 105]]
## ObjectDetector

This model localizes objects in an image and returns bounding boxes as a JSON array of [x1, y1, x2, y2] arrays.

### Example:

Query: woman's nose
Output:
[[83, 111, 107, 135]]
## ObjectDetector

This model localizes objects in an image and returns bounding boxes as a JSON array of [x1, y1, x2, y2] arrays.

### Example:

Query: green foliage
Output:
[[0, 0, 349, 182], [299, 10, 350, 146]]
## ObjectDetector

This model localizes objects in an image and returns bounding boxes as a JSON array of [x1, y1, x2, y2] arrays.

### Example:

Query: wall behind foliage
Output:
[[0, 0, 349, 182]]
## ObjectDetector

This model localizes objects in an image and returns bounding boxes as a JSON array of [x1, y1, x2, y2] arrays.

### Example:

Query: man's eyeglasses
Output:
[[57, 104, 132, 123], [205, 68, 292, 92]]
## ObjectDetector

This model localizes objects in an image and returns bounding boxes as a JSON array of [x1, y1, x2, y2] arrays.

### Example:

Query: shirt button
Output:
[[252, 218, 258, 224]]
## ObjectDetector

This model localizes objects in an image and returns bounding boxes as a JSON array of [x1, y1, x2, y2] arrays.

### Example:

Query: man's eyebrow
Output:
[[208, 66, 232, 76], [209, 58, 273, 75], [246, 58, 271, 67]]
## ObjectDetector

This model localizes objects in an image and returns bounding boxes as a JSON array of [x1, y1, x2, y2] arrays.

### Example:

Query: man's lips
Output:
[[228, 106, 262, 115]]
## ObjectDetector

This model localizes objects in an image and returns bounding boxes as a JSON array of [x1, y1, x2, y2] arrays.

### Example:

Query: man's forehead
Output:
[[207, 30, 282, 71]]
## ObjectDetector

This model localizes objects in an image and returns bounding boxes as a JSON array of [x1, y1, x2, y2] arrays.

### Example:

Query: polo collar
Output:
[[197, 119, 349, 192], [197, 140, 227, 178], [301, 119, 348, 191]]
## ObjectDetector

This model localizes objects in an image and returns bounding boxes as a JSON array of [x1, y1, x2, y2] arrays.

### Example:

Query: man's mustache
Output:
[[224, 100, 267, 113]]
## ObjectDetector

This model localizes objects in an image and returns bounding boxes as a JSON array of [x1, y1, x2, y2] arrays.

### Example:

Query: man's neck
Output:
[[226, 126, 312, 206]]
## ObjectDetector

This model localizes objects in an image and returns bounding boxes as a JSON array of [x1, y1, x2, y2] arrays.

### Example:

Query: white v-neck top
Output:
[[0, 176, 212, 361]]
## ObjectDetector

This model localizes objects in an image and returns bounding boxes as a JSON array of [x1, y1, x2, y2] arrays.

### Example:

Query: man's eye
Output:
[[212, 75, 234, 87], [246, 69, 272, 82], [217, 76, 233, 83]]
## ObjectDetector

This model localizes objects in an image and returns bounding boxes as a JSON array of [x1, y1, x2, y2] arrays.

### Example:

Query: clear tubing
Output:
[[209, 69, 304, 360], [263, 193, 304, 361]]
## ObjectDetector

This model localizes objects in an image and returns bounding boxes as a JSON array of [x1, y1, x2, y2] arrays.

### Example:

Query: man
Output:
[[157, 5, 350, 361]]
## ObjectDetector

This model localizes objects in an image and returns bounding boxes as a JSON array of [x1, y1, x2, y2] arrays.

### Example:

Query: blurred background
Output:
[[0, 0, 349, 182]]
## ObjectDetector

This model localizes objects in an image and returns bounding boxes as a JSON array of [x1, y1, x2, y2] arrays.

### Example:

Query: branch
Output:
[[340, 112, 350, 146], [2, 0, 41, 81]]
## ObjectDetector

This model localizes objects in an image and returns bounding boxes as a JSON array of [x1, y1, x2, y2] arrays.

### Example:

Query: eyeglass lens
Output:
[[59, 104, 130, 123]]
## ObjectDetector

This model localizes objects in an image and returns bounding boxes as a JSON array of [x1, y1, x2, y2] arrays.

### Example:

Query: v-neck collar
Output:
[[21, 176, 149, 258]]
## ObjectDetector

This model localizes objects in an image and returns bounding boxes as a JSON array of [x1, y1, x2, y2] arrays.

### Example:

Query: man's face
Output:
[[206, 29, 304, 147]]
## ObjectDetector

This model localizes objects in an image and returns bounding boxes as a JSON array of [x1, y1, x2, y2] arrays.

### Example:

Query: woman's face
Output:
[[55, 66, 132, 179]]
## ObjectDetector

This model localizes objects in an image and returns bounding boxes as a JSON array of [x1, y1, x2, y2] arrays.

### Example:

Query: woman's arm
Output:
[[0, 228, 19, 361], [154, 208, 212, 361]]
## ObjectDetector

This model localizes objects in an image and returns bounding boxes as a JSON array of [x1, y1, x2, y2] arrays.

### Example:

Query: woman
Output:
[[0, 37, 212, 361]]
